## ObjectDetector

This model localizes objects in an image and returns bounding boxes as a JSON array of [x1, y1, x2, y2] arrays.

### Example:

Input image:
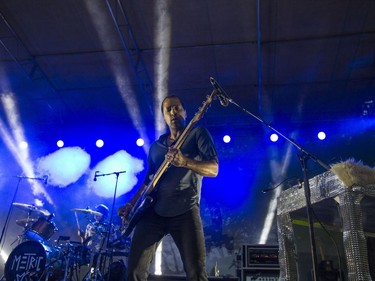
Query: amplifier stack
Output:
[[237, 244, 280, 281]]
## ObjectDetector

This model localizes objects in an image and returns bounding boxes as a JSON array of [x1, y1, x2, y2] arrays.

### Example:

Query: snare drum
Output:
[[4, 240, 63, 281], [25, 217, 57, 242]]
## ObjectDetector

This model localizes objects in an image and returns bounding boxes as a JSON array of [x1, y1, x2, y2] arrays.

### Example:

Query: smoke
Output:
[[36, 146, 91, 187], [88, 150, 144, 198]]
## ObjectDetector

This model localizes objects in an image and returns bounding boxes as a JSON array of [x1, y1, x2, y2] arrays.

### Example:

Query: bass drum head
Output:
[[5, 240, 48, 281]]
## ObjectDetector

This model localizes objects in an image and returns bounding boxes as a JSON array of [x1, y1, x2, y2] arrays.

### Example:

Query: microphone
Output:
[[93, 171, 99, 181], [16, 175, 49, 184], [262, 178, 303, 193], [218, 94, 229, 107], [210, 77, 230, 107]]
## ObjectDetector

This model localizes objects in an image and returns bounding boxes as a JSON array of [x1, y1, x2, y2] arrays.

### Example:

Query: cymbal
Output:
[[16, 218, 37, 227], [13, 202, 51, 216], [71, 208, 102, 216]]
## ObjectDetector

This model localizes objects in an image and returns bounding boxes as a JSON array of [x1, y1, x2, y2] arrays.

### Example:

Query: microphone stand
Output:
[[211, 78, 331, 281], [93, 170, 126, 281]]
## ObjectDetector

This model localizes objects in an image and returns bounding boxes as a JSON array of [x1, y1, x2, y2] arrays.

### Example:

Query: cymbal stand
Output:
[[0, 177, 22, 252], [10, 229, 25, 246], [9, 214, 31, 247], [209, 77, 331, 281], [19, 210, 34, 244], [1, 176, 46, 252]]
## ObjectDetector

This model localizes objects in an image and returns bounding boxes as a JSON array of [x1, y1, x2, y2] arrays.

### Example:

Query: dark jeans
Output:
[[127, 205, 208, 281]]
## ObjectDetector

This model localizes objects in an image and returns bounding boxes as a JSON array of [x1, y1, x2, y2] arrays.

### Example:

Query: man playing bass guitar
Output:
[[118, 95, 219, 281]]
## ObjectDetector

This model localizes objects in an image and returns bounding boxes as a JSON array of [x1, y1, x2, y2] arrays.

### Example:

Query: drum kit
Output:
[[3, 203, 130, 281]]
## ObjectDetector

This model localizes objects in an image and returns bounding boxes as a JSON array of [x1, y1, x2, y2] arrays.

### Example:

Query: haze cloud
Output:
[[36, 146, 91, 187]]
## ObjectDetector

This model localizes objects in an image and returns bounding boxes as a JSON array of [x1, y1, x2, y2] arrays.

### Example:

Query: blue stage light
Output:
[[96, 139, 104, 148], [270, 133, 278, 142], [19, 141, 28, 149], [317, 131, 326, 140], [136, 138, 145, 147], [223, 135, 231, 143], [56, 140, 64, 148]]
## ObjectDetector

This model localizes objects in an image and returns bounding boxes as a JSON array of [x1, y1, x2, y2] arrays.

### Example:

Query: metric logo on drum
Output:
[[5, 241, 48, 281], [10, 252, 45, 273], [13, 272, 29, 281]]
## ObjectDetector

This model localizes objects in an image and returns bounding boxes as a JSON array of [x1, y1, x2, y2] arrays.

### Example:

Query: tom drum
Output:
[[25, 217, 57, 242]]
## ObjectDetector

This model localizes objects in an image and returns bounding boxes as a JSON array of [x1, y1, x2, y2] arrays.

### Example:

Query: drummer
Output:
[[78, 204, 110, 252]]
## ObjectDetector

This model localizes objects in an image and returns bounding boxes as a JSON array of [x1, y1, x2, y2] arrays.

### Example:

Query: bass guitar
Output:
[[121, 88, 219, 237]]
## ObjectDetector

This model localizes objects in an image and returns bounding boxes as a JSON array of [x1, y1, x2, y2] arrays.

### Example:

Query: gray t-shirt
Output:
[[143, 126, 218, 217]]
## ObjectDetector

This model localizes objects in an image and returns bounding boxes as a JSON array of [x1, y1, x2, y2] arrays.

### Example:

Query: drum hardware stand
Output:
[[83, 251, 105, 281], [43, 265, 56, 281], [62, 248, 75, 281], [82, 232, 109, 281], [62, 241, 87, 281], [209, 77, 332, 281], [41, 254, 64, 281]]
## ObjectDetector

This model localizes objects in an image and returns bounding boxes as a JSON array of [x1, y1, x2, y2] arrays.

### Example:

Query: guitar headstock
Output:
[[192, 89, 219, 123]]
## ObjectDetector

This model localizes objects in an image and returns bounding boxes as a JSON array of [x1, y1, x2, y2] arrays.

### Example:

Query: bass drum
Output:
[[4, 240, 63, 281]]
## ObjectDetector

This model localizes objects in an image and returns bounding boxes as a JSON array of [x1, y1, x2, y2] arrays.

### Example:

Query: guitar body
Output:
[[121, 195, 153, 237]]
